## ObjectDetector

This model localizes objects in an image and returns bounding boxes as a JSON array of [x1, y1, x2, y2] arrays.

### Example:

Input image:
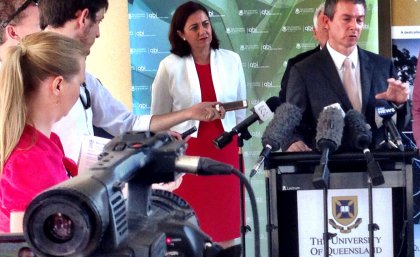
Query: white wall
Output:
[[86, 0, 132, 108]]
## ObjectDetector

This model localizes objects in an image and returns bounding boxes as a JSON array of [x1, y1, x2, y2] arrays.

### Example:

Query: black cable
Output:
[[231, 168, 260, 257]]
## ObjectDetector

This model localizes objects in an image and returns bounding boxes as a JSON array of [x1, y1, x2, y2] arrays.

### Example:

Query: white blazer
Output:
[[151, 48, 246, 137]]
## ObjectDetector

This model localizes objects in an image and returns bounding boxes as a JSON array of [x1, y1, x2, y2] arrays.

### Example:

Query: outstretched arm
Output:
[[149, 102, 225, 132]]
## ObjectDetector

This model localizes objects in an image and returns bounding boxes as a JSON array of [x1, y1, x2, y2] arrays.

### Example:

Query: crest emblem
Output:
[[329, 196, 362, 233]]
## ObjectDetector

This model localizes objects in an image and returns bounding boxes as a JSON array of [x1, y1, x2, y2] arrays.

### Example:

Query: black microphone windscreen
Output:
[[315, 107, 344, 151], [262, 103, 302, 151], [265, 96, 281, 112], [344, 110, 372, 150]]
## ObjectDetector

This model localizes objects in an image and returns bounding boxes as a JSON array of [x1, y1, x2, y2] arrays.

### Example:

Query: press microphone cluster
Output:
[[344, 110, 384, 186], [312, 104, 345, 189], [250, 102, 302, 177], [376, 105, 404, 151], [213, 96, 280, 149]]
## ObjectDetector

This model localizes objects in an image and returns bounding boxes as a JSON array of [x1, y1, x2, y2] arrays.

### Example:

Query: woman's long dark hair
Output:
[[169, 1, 219, 57]]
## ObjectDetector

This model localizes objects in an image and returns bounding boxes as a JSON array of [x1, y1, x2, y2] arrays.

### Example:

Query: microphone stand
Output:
[[319, 174, 336, 257], [362, 149, 383, 257], [367, 173, 380, 257], [313, 151, 337, 257], [214, 125, 255, 256], [237, 130, 252, 257], [322, 187, 334, 257], [265, 169, 272, 257]]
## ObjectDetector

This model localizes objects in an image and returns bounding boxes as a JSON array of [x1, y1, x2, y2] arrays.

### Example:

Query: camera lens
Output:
[[44, 213, 74, 243]]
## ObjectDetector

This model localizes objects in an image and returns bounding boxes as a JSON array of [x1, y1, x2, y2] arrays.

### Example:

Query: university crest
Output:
[[329, 196, 362, 233]]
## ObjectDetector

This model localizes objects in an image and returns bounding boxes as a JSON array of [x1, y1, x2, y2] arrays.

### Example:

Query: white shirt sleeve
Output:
[[53, 72, 153, 163], [86, 72, 152, 134]]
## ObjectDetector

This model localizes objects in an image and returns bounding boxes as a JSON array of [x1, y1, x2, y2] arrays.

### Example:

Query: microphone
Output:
[[312, 104, 345, 189], [175, 156, 234, 175], [215, 100, 248, 112], [376, 105, 404, 151], [213, 96, 281, 149], [344, 110, 384, 186], [249, 102, 302, 178]]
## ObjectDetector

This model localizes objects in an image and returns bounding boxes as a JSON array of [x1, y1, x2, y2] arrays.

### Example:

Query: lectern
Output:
[[265, 150, 416, 257]]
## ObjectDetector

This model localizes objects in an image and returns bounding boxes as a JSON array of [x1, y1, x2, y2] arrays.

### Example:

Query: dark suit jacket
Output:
[[279, 46, 320, 103], [285, 46, 408, 150]]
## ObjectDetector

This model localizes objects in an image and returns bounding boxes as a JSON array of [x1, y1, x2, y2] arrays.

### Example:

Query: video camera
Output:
[[22, 131, 225, 257]]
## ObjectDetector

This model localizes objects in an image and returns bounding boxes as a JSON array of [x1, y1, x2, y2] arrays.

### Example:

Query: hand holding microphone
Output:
[[249, 102, 302, 177], [215, 100, 247, 112]]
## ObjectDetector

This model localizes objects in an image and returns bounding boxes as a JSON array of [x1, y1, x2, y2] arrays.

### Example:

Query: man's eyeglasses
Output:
[[1, 0, 39, 28]]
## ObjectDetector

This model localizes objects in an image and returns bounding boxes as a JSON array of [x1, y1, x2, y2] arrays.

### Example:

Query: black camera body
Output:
[[23, 131, 220, 257]]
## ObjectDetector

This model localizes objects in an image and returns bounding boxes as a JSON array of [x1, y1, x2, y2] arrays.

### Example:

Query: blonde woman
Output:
[[0, 31, 87, 233]]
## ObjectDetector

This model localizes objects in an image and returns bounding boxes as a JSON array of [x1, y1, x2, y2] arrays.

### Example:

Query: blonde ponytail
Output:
[[0, 31, 87, 174]]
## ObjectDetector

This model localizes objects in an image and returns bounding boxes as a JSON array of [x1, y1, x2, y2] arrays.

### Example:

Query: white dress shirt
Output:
[[326, 42, 362, 104]]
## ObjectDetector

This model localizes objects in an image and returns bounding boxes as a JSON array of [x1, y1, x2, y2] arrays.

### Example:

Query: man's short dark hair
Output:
[[324, 0, 366, 20], [38, 0, 109, 29], [169, 1, 219, 57]]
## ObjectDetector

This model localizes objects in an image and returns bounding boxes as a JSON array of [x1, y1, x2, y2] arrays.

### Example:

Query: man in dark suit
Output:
[[285, 0, 409, 151], [279, 3, 328, 103]]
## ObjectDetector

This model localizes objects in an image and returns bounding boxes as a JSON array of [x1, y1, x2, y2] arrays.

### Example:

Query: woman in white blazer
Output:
[[151, 1, 246, 251], [152, 48, 246, 136]]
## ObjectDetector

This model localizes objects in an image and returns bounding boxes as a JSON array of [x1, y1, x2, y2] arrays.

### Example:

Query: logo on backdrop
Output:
[[329, 196, 362, 233], [295, 8, 315, 15], [281, 26, 302, 33]]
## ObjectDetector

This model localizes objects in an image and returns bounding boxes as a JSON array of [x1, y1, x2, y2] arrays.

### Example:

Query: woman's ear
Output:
[[51, 76, 64, 96], [177, 30, 186, 41]]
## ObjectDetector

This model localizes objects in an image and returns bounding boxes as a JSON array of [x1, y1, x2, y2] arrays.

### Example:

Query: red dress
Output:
[[174, 63, 241, 242]]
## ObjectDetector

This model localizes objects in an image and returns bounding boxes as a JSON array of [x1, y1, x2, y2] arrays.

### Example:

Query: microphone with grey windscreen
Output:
[[344, 109, 384, 186], [312, 106, 345, 189], [249, 102, 302, 177]]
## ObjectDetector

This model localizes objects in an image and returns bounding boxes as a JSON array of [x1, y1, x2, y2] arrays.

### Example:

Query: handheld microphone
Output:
[[215, 100, 248, 112], [312, 105, 345, 189], [180, 126, 197, 140], [213, 96, 280, 149], [345, 110, 384, 186], [376, 105, 404, 151], [249, 103, 302, 178]]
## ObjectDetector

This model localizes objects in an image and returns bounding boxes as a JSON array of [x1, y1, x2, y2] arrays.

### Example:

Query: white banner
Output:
[[391, 26, 420, 39], [415, 225, 420, 257], [297, 188, 393, 256]]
